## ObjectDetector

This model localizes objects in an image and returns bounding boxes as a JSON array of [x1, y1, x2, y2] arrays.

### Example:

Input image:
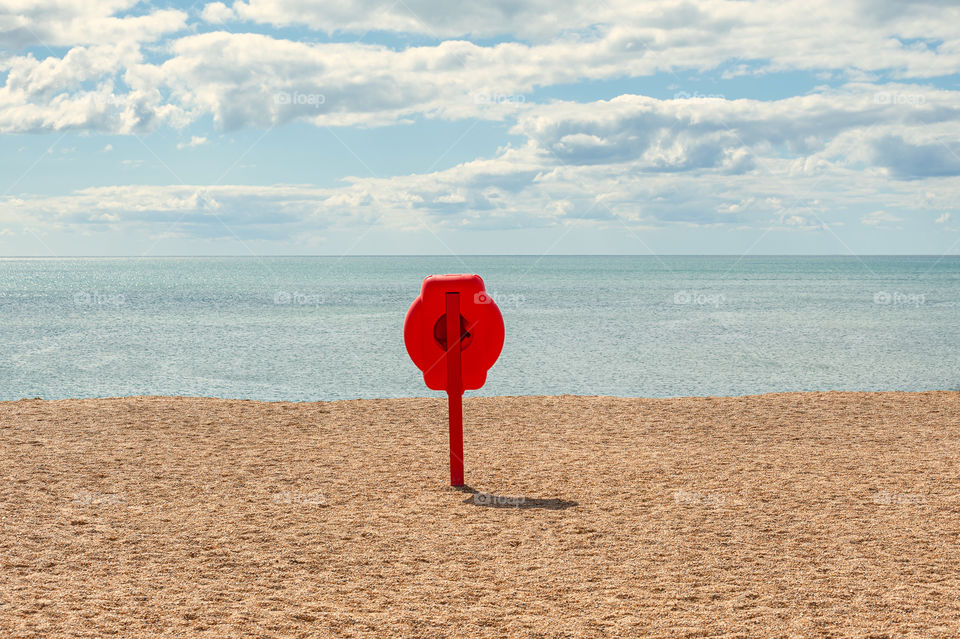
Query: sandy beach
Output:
[[1, 391, 959, 637]]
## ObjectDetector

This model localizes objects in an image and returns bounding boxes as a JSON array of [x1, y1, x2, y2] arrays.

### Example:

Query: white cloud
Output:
[[2, 1, 960, 134], [125, 32, 960, 136], [0, 184, 335, 239], [200, 2, 236, 24], [0, 42, 190, 133], [861, 211, 903, 227], [177, 135, 208, 149], [513, 87, 960, 177], [869, 136, 960, 178], [199, 0, 960, 77], [204, 0, 604, 39], [783, 214, 813, 227], [195, 0, 960, 80], [149, 32, 552, 130], [0, 0, 187, 49], [935, 213, 951, 224], [4, 136, 957, 241]]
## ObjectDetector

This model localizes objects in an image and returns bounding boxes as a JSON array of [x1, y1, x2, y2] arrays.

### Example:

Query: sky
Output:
[[0, 0, 959, 256]]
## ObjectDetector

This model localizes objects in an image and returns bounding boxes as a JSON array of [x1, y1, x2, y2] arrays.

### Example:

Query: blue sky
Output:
[[1, 0, 959, 255]]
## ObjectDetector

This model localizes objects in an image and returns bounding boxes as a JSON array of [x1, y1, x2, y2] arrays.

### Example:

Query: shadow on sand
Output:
[[455, 485, 578, 510]]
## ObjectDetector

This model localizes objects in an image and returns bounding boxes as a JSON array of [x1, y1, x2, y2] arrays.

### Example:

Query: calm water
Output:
[[1, 256, 958, 401]]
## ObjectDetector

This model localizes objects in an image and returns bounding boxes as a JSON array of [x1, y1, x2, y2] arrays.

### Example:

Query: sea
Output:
[[1, 256, 957, 401]]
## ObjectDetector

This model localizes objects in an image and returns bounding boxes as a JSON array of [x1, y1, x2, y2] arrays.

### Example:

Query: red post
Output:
[[445, 292, 464, 487]]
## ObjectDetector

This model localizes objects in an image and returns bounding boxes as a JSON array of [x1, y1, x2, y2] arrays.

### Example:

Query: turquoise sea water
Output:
[[1, 256, 958, 401]]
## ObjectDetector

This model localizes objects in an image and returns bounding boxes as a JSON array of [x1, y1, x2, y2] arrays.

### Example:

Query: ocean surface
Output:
[[1, 256, 958, 401]]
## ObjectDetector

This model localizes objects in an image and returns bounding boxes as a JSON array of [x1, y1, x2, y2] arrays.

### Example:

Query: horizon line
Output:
[[1, 254, 959, 259]]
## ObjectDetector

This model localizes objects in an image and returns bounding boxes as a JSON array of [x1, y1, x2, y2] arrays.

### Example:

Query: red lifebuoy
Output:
[[404, 274, 505, 392]]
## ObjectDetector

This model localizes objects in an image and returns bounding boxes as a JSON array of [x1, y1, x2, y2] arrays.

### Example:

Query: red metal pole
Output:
[[445, 292, 464, 487]]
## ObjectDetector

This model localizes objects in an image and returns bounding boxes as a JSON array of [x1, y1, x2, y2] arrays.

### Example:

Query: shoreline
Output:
[[5, 387, 957, 403]]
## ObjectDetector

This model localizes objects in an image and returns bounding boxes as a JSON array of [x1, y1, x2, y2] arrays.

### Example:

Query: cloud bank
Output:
[[1, 0, 958, 248]]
